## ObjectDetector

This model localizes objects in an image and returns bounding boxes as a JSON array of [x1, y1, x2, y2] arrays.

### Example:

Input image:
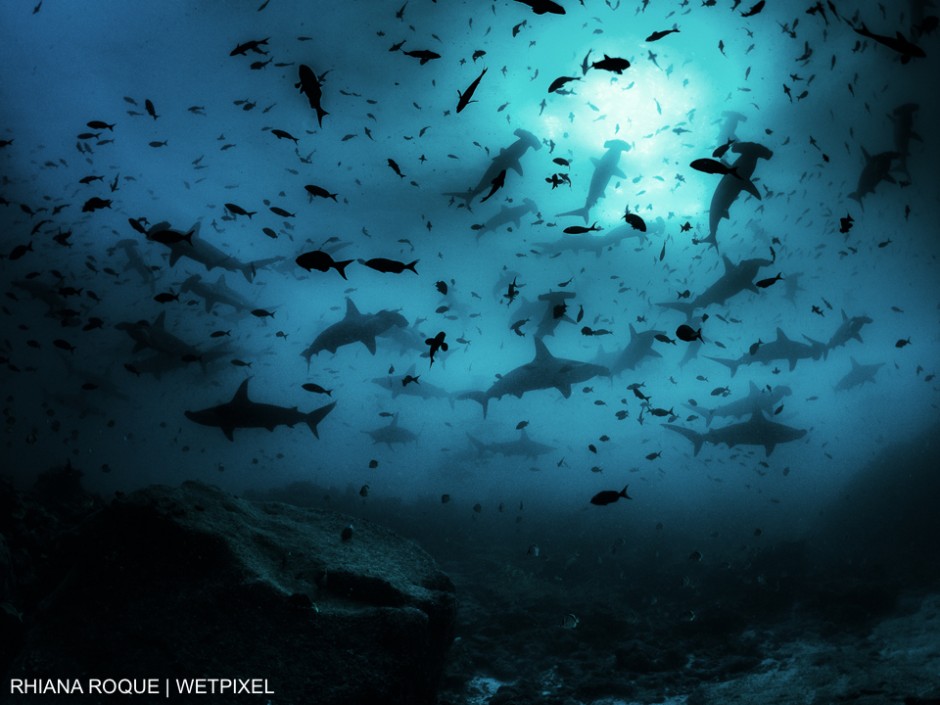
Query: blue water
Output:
[[1, 0, 938, 545]]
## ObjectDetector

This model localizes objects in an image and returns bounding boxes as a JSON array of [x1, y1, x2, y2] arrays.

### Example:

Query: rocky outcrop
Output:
[[6, 481, 456, 705]]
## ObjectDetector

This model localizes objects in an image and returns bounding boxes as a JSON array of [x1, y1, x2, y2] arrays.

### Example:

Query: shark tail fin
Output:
[[315, 106, 328, 128], [458, 391, 489, 418], [556, 206, 590, 223], [444, 190, 475, 211], [663, 424, 705, 456], [305, 401, 336, 439], [707, 356, 741, 377], [696, 231, 719, 251]]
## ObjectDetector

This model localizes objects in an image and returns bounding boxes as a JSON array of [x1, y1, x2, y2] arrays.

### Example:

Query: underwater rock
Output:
[[7, 481, 456, 705]]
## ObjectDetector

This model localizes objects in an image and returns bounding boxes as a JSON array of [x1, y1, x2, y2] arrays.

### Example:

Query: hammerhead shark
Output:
[[826, 310, 873, 351], [708, 327, 827, 376], [834, 357, 884, 391], [459, 337, 608, 417], [149, 222, 281, 283], [593, 324, 666, 377], [848, 147, 899, 206], [444, 128, 541, 210], [702, 142, 772, 250], [657, 254, 774, 317], [466, 428, 555, 458], [301, 298, 408, 366], [557, 138, 631, 223], [185, 379, 335, 441], [179, 273, 253, 313], [535, 220, 650, 257], [664, 412, 807, 456], [473, 198, 539, 237], [685, 381, 792, 427], [364, 414, 418, 448]]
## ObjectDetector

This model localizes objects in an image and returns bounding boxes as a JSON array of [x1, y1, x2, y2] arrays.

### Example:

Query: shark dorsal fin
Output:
[[748, 381, 759, 396], [520, 428, 529, 439], [776, 327, 788, 341], [405, 363, 417, 376], [217, 274, 226, 287], [232, 379, 251, 404], [153, 312, 166, 329], [841, 309, 848, 321], [629, 323, 637, 338], [533, 337, 553, 362], [722, 254, 733, 271], [850, 356, 859, 368], [345, 298, 361, 318]]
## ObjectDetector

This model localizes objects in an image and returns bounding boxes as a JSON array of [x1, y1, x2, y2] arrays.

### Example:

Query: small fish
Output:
[[690, 158, 740, 177], [591, 54, 631, 74], [302, 383, 332, 396], [251, 308, 275, 318], [387, 158, 406, 178], [563, 223, 601, 235], [225, 202, 256, 218], [304, 184, 338, 201], [755, 273, 784, 288], [425, 331, 448, 365], [749, 339, 763, 355], [402, 374, 420, 386], [361, 257, 418, 274], [296, 250, 354, 279], [895, 337, 911, 348], [590, 485, 631, 506], [548, 76, 580, 93], [646, 27, 680, 42], [456, 67, 487, 113], [676, 324, 703, 343]]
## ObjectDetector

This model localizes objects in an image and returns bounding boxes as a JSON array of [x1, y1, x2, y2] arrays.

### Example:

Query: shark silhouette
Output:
[[834, 357, 884, 391], [179, 273, 253, 313], [686, 381, 792, 427], [459, 337, 608, 417], [557, 139, 631, 223], [594, 324, 666, 377], [657, 254, 773, 317], [664, 412, 807, 456], [150, 222, 282, 283], [466, 428, 554, 458], [702, 141, 772, 249], [185, 379, 335, 441], [708, 327, 827, 376], [444, 128, 541, 210], [301, 298, 408, 365], [364, 414, 418, 448]]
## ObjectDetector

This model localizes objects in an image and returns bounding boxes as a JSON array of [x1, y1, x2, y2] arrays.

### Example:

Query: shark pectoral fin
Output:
[[222, 426, 235, 442], [884, 173, 897, 184], [306, 401, 336, 438], [612, 167, 626, 178], [788, 358, 797, 371], [509, 160, 524, 176], [364, 337, 377, 355], [557, 383, 572, 398], [764, 443, 776, 456], [590, 157, 600, 166], [664, 424, 704, 456], [742, 178, 762, 200]]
